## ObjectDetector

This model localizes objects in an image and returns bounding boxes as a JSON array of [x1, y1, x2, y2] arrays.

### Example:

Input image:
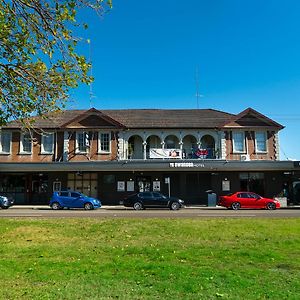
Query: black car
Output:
[[0, 194, 14, 209], [123, 192, 184, 210]]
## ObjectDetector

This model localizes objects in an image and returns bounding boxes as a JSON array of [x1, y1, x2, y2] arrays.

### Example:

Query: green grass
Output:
[[0, 218, 299, 299]]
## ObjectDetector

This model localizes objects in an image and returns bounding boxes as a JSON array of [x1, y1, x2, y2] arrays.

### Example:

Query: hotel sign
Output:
[[169, 162, 205, 168]]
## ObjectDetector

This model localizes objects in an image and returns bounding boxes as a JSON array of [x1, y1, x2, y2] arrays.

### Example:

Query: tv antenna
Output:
[[88, 39, 97, 108], [195, 65, 203, 109]]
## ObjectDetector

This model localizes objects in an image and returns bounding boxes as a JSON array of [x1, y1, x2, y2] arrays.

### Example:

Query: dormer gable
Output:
[[222, 108, 284, 130], [61, 108, 126, 129]]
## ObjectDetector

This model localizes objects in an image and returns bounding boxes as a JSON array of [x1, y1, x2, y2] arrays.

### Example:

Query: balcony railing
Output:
[[127, 148, 218, 160]]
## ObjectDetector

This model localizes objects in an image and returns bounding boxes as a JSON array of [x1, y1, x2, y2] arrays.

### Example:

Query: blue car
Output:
[[50, 191, 101, 210]]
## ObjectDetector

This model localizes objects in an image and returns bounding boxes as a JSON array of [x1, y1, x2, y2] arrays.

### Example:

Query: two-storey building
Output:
[[1, 107, 299, 205]]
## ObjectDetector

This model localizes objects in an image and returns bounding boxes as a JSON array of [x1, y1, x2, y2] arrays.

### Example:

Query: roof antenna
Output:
[[195, 65, 203, 109], [88, 39, 97, 109]]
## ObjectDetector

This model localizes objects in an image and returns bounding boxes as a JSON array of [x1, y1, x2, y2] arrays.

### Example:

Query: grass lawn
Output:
[[0, 218, 299, 299]]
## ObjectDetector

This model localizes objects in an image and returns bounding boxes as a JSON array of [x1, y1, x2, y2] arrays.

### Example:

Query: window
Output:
[[71, 192, 81, 198], [232, 132, 245, 153], [76, 132, 89, 153], [41, 133, 54, 154], [255, 132, 267, 152], [99, 132, 111, 153], [0, 131, 11, 154], [20, 132, 32, 154]]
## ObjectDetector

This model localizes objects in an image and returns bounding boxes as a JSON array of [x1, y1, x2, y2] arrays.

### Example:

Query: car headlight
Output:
[[179, 199, 184, 203]]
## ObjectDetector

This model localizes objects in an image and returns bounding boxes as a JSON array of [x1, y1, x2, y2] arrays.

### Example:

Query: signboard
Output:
[[127, 181, 135, 192], [117, 181, 125, 192], [222, 180, 230, 192], [150, 149, 182, 159], [153, 181, 161, 191], [53, 181, 61, 192]]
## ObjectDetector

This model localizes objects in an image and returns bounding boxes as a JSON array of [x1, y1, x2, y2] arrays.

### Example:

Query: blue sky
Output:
[[70, 0, 300, 160]]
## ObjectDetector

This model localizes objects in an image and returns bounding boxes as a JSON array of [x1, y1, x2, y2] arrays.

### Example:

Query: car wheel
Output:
[[51, 202, 61, 210], [170, 202, 180, 210], [231, 202, 241, 210], [266, 202, 276, 210], [84, 202, 94, 210], [133, 202, 143, 210]]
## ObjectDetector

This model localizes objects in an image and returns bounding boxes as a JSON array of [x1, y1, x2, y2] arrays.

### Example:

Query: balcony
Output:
[[127, 148, 219, 160]]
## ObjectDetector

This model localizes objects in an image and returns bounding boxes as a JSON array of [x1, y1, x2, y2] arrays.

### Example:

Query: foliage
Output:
[[0, 0, 112, 127], [0, 218, 299, 299]]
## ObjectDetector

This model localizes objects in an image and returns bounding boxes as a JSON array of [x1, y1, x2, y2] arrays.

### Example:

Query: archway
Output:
[[182, 135, 197, 159], [164, 135, 180, 149], [200, 135, 216, 159], [128, 135, 143, 159]]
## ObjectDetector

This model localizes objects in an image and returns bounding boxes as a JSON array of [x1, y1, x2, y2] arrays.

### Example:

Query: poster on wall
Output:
[[150, 149, 182, 159], [53, 181, 61, 192], [117, 181, 125, 192], [127, 181, 135, 192], [222, 180, 230, 191], [153, 181, 161, 191]]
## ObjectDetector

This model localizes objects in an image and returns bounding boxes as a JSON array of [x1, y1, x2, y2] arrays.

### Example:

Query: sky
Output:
[[70, 0, 300, 160]]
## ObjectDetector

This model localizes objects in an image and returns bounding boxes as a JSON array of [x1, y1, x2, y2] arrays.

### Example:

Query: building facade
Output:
[[0, 107, 299, 205]]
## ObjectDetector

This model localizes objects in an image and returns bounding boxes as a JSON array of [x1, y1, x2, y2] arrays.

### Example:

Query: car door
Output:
[[140, 192, 153, 207], [248, 193, 265, 208], [58, 191, 70, 207], [152, 192, 168, 207], [236, 192, 251, 208], [70, 192, 83, 208]]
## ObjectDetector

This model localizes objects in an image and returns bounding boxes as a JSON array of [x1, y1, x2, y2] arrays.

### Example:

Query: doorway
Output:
[[240, 172, 265, 195], [136, 176, 151, 192], [67, 172, 98, 198]]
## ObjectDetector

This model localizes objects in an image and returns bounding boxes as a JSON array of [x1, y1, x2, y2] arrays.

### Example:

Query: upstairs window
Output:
[[99, 132, 111, 153], [0, 131, 11, 154], [76, 132, 89, 153], [232, 132, 245, 153], [20, 132, 32, 154], [41, 133, 54, 154], [255, 132, 267, 152]]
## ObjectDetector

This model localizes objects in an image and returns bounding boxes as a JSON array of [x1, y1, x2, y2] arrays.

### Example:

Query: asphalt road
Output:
[[0, 206, 299, 218]]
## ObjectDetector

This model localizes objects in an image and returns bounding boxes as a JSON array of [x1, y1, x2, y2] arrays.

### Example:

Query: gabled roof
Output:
[[60, 108, 125, 129], [2, 107, 284, 130], [103, 109, 234, 128], [222, 108, 284, 129]]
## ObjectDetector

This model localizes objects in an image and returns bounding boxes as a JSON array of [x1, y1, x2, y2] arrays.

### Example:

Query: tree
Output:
[[0, 0, 112, 127]]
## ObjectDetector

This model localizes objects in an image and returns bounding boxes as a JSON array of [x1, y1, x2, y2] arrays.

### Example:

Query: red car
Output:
[[218, 192, 280, 210]]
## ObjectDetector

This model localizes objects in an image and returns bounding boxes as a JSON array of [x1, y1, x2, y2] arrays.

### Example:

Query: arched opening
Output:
[[127, 135, 143, 159], [199, 135, 216, 159], [164, 135, 179, 149], [182, 135, 197, 158], [146, 135, 162, 158]]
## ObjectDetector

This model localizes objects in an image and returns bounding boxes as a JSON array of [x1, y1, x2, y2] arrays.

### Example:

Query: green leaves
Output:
[[0, 0, 112, 128]]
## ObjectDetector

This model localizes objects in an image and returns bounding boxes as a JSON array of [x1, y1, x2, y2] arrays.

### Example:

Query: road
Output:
[[0, 206, 299, 218]]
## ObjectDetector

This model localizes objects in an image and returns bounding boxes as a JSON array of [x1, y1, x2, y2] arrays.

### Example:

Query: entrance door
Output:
[[137, 177, 151, 192], [67, 173, 98, 197], [292, 181, 300, 204], [239, 173, 265, 195]]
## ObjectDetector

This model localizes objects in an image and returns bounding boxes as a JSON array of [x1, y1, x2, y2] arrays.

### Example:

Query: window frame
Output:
[[41, 132, 54, 154], [98, 132, 111, 154], [0, 131, 12, 154], [20, 132, 32, 154], [76, 131, 89, 154], [255, 131, 268, 153], [232, 131, 246, 153]]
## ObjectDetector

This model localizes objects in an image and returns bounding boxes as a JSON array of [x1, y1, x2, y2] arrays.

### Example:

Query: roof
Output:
[[2, 108, 283, 130]]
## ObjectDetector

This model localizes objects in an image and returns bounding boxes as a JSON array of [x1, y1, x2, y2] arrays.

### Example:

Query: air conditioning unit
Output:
[[240, 154, 250, 161]]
